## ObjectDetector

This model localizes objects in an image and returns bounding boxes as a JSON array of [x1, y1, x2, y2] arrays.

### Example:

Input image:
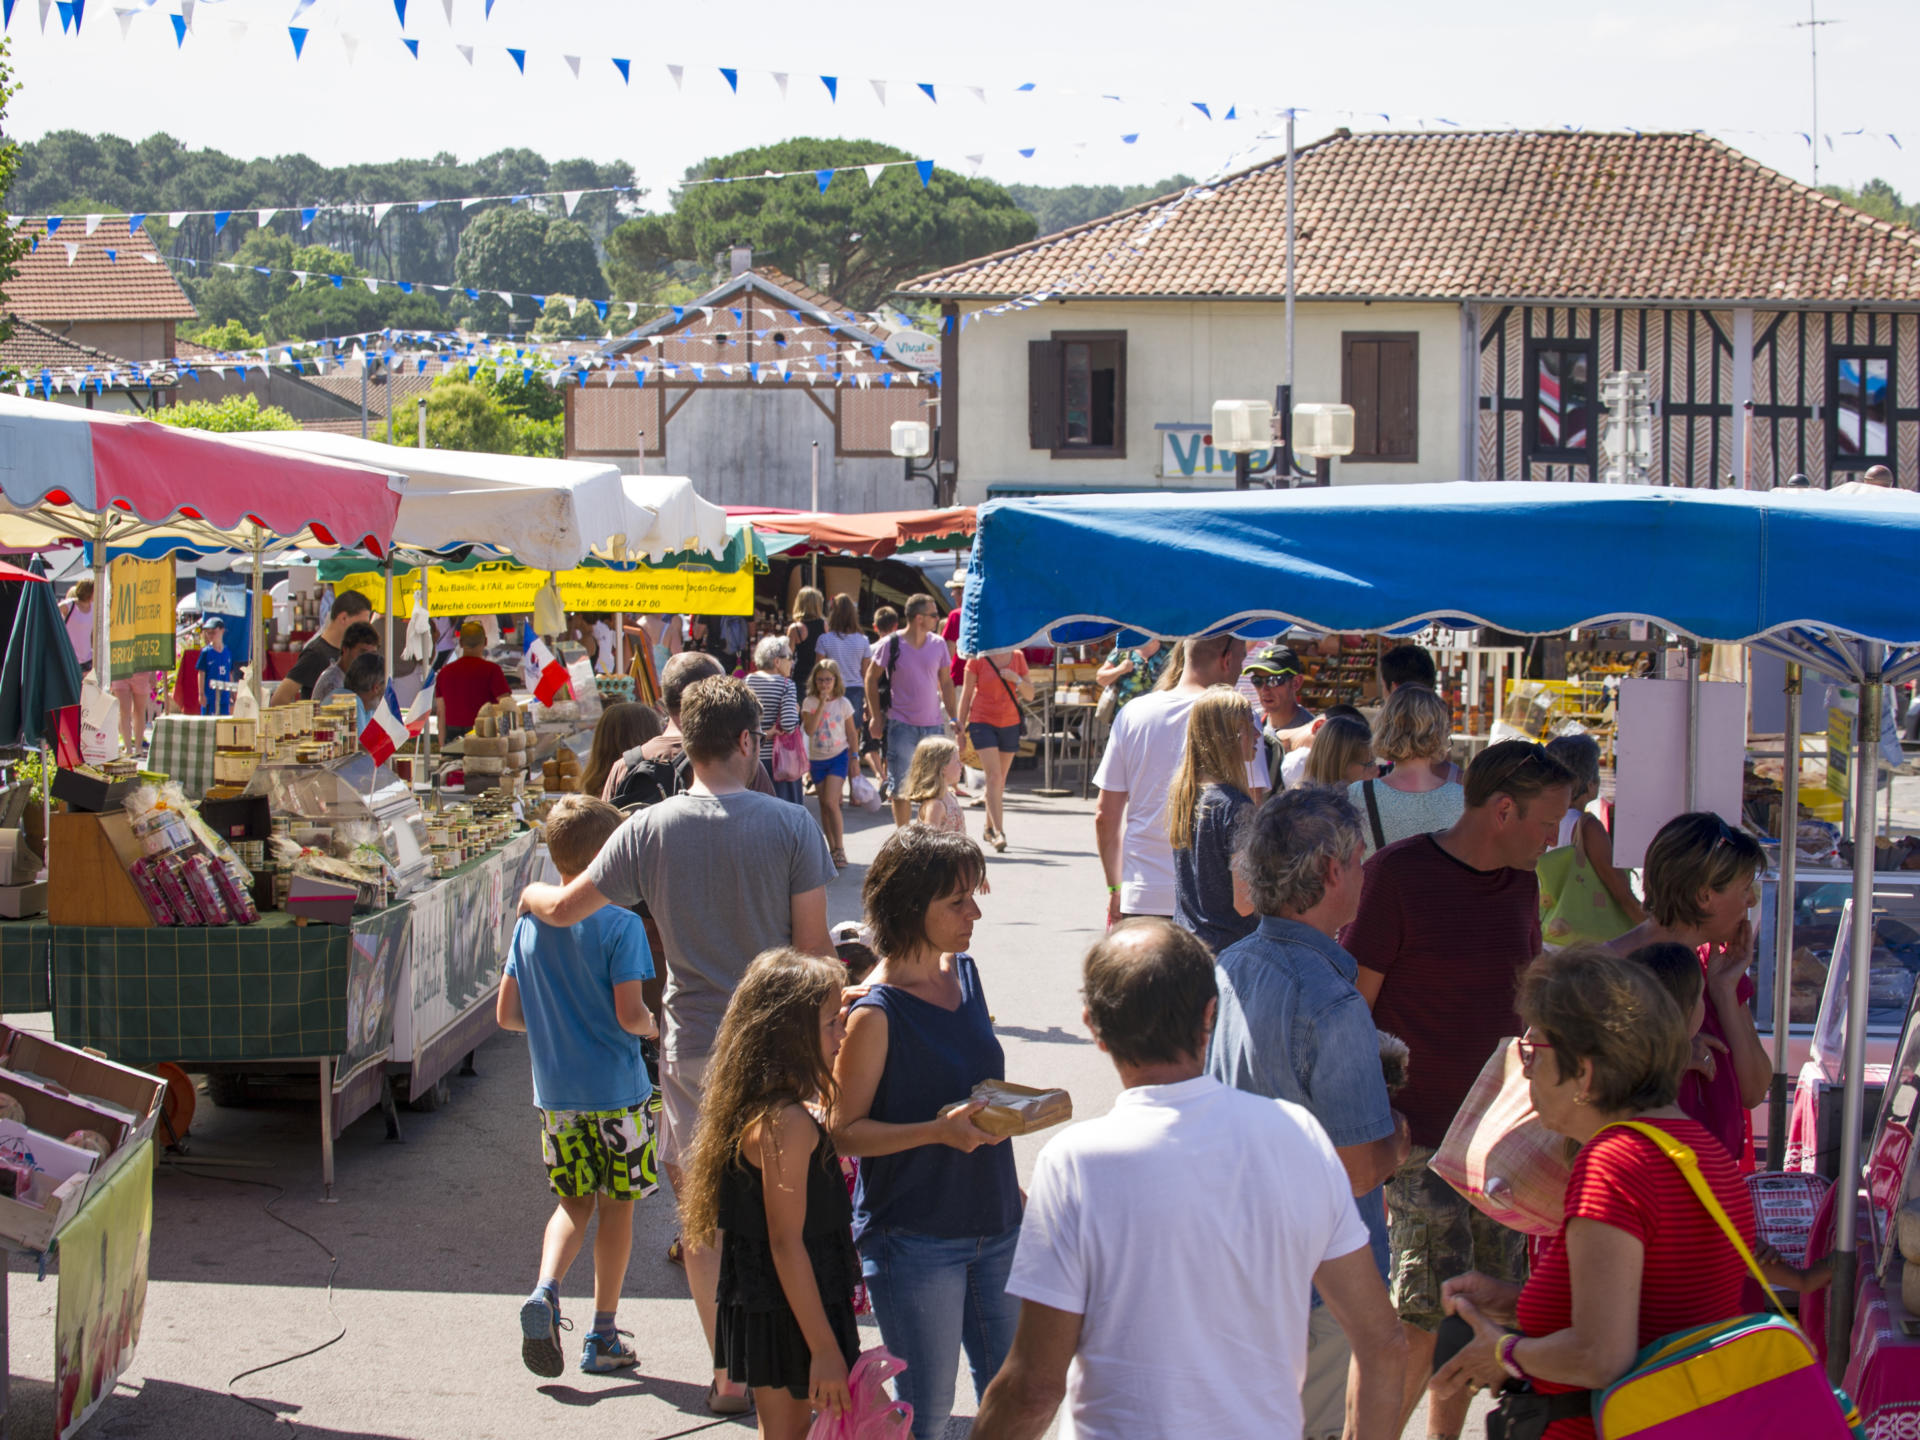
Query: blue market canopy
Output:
[[960, 482, 1920, 683]]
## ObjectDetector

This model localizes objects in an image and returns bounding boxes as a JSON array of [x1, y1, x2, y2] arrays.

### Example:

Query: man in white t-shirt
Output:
[[973, 920, 1405, 1440], [1093, 634, 1249, 923]]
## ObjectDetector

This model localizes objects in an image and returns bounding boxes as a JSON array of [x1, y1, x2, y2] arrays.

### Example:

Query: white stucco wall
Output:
[[952, 299, 1465, 501]]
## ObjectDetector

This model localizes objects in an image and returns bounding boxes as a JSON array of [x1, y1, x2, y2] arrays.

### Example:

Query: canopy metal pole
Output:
[[383, 553, 395, 675], [810, 441, 821, 590], [424, 561, 437, 808], [1767, 662, 1803, 1171], [1685, 639, 1701, 811], [248, 529, 266, 711], [1829, 644, 1883, 1379]]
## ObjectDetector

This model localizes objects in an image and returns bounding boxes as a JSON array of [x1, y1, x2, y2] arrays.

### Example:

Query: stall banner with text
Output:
[[107, 556, 176, 681], [56, 1140, 154, 1440], [335, 559, 753, 619]]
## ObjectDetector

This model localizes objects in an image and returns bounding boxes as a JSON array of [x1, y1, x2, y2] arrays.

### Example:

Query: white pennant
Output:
[[460, 194, 484, 209], [257, 208, 277, 227], [456, 42, 473, 64], [219, 261, 239, 272], [294, 271, 309, 286], [84, 213, 103, 235], [667, 64, 683, 89], [968, 86, 985, 103], [772, 71, 788, 97], [699, 307, 714, 322], [625, 302, 638, 319], [439, 0, 451, 19], [340, 31, 358, 63], [141, 253, 159, 264], [870, 79, 887, 106], [169, 210, 188, 227], [36, 0, 50, 30], [373, 203, 396, 226], [114, 8, 136, 40], [495, 291, 512, 306], [966, 154, 985, 170], [567, 298, 579, 318], [178, 0, 193, 28], [562, 190, 583, 215], [863, 164, 886, 187], [63, 242, 79, 265], [362, 277, 379, 293], [563, 54, 580, 78]]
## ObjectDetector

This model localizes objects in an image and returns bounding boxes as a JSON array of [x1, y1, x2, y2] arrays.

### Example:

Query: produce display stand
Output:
[[27, 830, 540, 1198]]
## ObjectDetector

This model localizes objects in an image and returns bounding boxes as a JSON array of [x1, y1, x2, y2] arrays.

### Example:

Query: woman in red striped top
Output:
[[1434, 947, 1757, 1440]]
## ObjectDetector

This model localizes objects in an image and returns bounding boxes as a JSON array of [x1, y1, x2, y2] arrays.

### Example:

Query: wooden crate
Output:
[[49, 811, 155, 928]]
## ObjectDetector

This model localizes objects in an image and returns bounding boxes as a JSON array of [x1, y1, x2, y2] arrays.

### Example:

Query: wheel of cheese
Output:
[[464, 755, 506, 775], [463, 735, 510, 757]]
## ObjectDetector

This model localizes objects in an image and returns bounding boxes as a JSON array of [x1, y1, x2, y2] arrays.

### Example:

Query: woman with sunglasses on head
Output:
[[1348, 686, 1465, 859], [1432, 947, 1757, 1440], [1603, 812, 1770, 1164]]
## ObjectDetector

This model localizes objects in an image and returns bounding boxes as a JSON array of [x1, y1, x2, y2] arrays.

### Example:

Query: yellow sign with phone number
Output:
[[331, 558, 754, 619]]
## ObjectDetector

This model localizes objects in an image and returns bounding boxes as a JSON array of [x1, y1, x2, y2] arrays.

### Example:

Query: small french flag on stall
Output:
[[359, 699, 413, 765], [405, 676, 435, 733], [527, 637, 572, 705]]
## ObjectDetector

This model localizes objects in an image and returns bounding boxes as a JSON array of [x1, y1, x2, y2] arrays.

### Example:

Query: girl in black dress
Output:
[[680, 947, 861, 1436]]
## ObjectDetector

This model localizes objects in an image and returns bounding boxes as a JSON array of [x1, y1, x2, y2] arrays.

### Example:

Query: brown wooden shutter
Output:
[[1028, 339, 1063, 450], [1343, 336, 1381, 456], [1377, 338, 1417, 461]]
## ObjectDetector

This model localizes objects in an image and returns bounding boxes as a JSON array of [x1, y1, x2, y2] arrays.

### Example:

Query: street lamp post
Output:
[[891, 420, 943, 506]]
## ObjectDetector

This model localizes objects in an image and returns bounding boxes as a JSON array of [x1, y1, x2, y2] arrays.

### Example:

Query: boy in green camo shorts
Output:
[[498, 795, 659, 1378]]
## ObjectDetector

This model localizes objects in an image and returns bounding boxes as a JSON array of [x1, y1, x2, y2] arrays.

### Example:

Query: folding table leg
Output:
[[318, 1057, 336, 1202]]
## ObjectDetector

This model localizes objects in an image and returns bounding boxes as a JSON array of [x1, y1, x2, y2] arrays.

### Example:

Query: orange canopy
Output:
[[745, 507, 975, 558]]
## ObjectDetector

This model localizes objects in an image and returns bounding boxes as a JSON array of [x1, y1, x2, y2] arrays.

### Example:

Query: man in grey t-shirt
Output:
[[519, 674, 834, 1410]]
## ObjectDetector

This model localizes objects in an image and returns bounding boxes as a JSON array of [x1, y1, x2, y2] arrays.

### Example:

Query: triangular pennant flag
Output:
[[373, 202, 396, 225], [168, 11, 183, 43], [1122, 133, 1139, 145], [483, 0, 493, 13], [128, 212, 145, 233], [3, 0, 16, 28], [566, 298, 578, 318], [870, 78, 886, 105], [43, 216, 59, 235], [177, 0, 191, 26], [401, 36, 418, 57], [363, 277, 380, 293], [331, 274, 344, 287], [257, 208, 276, 227], [300, 207, 317, 229], [286, 23, 305, 56], [917, 82, 935, 103], [862, 163, 885, 186], [293, 270, 309, 286], [495, 291, 512, 306], [611, 56, 629, 82], [820, 74, 837, 101], [625, 302, 638, 319], [212, 210, 230, 233], [563, 53, 579, 77], [719, 66, 737, 92], [391, 0, 405, 24], [439, 0, 449, 19], [1191, 101, 1211, 119], [968, 85, 985, 103], [965, 153, 984, 169], [915, 160, 934, 187], [168, 210, 187, 227], [506, 46, 525, 72], [771, 71, 787, 97], [54, 0, 70, 31], [562, 190, 583, 215], [1225, 104, 1237, 121], [455, 41, 471, 63], [816, 169, 833, 194], [35, 0, 48, 31], [1018, 147, 1035, 159], [114, 6, 134, 40], [84, 213, 101, 235], [667, 63, 683, 89], [63, 242, 77, 264], [531, 294, 547, 310], [593, 300, 608, 321], [417, 199, 437, 213]]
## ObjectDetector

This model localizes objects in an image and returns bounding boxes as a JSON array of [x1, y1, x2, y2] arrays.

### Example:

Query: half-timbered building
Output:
[[898, 130, 1920, 500]]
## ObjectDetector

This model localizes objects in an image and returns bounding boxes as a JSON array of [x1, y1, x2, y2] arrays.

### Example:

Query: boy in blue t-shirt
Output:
[[498, 795, 658, 1378], [196, 619, 234, 716]]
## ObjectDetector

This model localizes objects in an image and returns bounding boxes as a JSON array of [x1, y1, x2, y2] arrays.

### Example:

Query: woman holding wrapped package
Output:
[[830, 824, 1021, 1440]]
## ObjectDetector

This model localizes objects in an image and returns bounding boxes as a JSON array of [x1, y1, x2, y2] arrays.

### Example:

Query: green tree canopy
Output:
[[181, 318, 268, 351], [1821, 178, 1919, 229], [454, 209, 607, 331], [1004, 175, 1195, 237], [186, 231, 450, 342], [397, 369, 561, 457], [150, 394, 300, 432], [607, 139, 1037, 311]]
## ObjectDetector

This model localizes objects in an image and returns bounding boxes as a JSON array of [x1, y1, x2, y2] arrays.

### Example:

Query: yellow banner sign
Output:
[[335, 559, 754, 619], [107, 555, 176, 681]]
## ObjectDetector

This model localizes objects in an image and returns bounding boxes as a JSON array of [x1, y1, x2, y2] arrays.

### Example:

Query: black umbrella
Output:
[[0, 572, 82, 747]]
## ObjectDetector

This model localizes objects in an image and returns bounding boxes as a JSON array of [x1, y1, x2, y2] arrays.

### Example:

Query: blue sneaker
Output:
[[580, 1328, 638, 1373], [519, 1291, 571, 1378]]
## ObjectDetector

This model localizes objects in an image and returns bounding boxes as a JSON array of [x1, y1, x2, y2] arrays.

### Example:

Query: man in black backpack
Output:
[[609, 653, 774, 810]]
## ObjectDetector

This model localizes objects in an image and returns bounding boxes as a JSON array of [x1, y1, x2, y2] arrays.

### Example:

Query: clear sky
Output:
[[5, 0, 1917, 210]]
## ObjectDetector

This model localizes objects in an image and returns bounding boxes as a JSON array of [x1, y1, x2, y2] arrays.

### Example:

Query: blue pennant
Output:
[[212, 210, 230, 234], [467, 365, 478, 380], [288, 25, 307, 57], [300, 207, 317, 229], [719, 67, 737, 92], [915, 160, 934, 187], [104, 249, 115, 262], [816, 169, 832, 193], [521, 368, 533, 386], [917, 82, 935, 103], [483, 0, 494, 14], [392, 0, 405, 25], [1, 0, 12, 30], [168, 12, 184, 45], [730, 308, 743, 324], [1192, 102, 1211, 119], [330, 274, 344, 288], [820, 75, 837, 102], [402, 37, 418, 57], [1122, 133, 1139, 145], [128, 212, 145, 233], [44, 216, 60, 235], [1018, 148, 1035, 159], [1225, 105, 1237, 121], [397, 281, 413, 294], [670, 306, 685, 323], [593, 300, 608, 320], [464, 288, 480, 300], [1016, 81, 1035, 91], [611, 57, 629, 83], [506, 46, 525, 72]]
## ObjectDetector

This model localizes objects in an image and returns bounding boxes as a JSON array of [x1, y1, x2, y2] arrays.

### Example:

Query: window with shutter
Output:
[[1828, 347, 1894, 470], [1341, 332, 1418, 462], [1029, 332, 1126, 458], [1524, 337, 1597, 464]]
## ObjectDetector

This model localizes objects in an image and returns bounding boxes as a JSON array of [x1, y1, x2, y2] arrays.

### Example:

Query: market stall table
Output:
[[47, 831, 540, 1196]]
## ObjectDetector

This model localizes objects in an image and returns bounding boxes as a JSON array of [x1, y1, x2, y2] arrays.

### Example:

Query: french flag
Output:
[[362, 685, 433, 765], [527, 637, 572, 705]]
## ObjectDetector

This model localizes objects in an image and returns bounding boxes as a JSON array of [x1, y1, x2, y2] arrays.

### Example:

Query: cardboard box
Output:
[[50, 768, 139, 813], [0, 1027, 165, 1250], [0, 882, 47, 918]]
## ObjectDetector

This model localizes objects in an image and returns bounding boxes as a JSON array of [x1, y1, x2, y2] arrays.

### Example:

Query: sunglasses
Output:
[[1251, 672, 1300, 687]]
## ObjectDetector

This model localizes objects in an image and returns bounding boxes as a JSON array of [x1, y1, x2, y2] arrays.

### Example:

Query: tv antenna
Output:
[[1794, 0, 1841, 187]]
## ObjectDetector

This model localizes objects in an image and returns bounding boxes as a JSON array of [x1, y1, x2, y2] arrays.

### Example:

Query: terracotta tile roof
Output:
[[5, 219, 197, 322], [900, 131, 1920, 305], [0, 318, 140, 374], [305, 367, 436, 417]]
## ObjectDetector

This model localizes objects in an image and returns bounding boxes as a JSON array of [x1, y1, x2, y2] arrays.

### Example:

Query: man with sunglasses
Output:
[[1340, 738, 1575, 1440], [1242, 643, 1316, 789]]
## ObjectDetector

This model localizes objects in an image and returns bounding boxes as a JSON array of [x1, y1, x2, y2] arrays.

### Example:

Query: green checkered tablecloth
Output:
[[51, 911, 355, 1065], [146, 715, 224, 801], [0, 918, 52, 1012]]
